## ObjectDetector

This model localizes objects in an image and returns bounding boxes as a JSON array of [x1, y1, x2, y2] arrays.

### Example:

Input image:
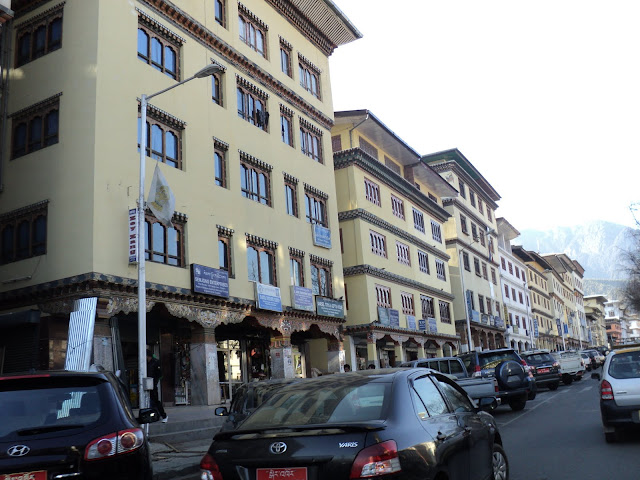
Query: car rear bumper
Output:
[[600, 400, 640, 427], [533, 372, 561, 386]]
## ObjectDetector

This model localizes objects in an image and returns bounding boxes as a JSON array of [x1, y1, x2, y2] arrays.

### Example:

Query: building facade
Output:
[[332, 110, 459, 369], [422, 149, 506, 352], [0, 0, 360, 406], [604, 300, 623, 346], [584, 295, 608, 348]]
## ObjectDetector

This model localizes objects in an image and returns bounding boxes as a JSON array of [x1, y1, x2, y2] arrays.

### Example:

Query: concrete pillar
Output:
[[343, 335, 357, 371], [418, 343, 426, 359], [327, 339, 344, 373], [190, 327, 220, 406], [92, 318, 114, 371], [393, 344, 405, 366], [367, 342, 378, 368], [270, 335, 294, 379]]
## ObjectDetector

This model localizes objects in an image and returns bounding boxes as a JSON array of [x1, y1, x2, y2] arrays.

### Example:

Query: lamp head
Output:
[[194, 64, 224, 78]]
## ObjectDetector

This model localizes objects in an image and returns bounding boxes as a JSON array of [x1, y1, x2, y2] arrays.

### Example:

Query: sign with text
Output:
[[255, 283, 283, 312], [407, 315, 416, 330], [290, 286, 314, 312], [556, 318, 562, 335], [191, 264, 229, 298], [316, 297, 344, 318], [471, 310, 480, 324], [418, 318, 427, 331], [389, 309, 400, 327], [128, 208, 138, 264], [533, 318, 539, 338], [312, 224, 332, 249], [378, 307, 390, 325], [428, 317, 438, 334]]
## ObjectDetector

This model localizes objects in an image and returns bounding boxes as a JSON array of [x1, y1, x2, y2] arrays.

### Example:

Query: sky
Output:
[[329, 0, 640, 231]]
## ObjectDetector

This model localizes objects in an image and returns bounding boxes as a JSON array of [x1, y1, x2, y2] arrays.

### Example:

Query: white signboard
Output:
[[128, 208, 138, 264]]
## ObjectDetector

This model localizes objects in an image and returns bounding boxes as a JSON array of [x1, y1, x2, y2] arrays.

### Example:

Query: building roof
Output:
[[421, 148, 501, 202], [334, 110, 458, 198], [497, 217, 520, 242]]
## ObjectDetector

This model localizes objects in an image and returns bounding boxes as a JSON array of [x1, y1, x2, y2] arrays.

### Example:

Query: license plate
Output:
[[537, 368, 549, 374], [4, 471, 47, 480], [257, 467, 308, 480]]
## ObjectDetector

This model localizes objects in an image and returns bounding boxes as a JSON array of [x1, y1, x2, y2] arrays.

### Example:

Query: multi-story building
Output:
[[496, 219, 534, 351], [422, 149, 506, 352], [331, 110, 459, 369], [0, 0, 361, 407], [604, 299, 623, 345], [512, 247, 557, 351], [627, 312, 640, 344], [584, 295, 608, 348]]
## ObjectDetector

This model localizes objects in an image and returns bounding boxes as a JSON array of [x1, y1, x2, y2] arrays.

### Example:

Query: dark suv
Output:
[[458, 348, 535, 411], [0, 370, 159, 480], [521, 350, 561, 390]]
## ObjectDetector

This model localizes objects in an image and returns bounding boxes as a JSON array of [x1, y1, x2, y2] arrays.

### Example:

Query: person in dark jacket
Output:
[[147, 350, 167, 423]]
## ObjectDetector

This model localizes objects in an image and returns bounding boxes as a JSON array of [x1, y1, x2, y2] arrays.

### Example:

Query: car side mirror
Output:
[[591, 372, 601, 380], [138, 407, 160, 424], [215, 406, 229, 417], [477, 397, 498, 412]]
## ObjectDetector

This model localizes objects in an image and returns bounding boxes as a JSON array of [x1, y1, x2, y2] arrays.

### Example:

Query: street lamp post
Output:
[[458, 248, 473, 353], [137, 64, 223, 412]]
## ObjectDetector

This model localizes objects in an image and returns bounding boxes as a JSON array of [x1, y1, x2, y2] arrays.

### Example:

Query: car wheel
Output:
[[562, 376, 573, 385], [492, 443, 509, 480], [509, 396, 527, 411], [528, 390, 536, 401], [548, 382, 559, 391], [605, 431, 616, 443], [574, 375, 582, 382]]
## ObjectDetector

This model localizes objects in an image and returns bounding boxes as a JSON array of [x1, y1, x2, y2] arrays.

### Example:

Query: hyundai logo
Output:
[[269, 442, 287, 454], [7, 445, 30, 457]]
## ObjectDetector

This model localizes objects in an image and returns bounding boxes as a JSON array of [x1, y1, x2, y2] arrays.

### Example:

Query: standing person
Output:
[[146, 350, 168, 423], [343, 364, 351, 372]]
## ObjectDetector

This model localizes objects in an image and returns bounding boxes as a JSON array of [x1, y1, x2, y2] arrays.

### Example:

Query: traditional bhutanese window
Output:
[[145, 212, 187, 266], [214, 137, 229, 188], [236, 75, 269, 131], [246, 234, 278, 285], [0, 201, 48, 265], [137, 10, 184, 80], [15, 3, 64, 67], [298, 54, 321, 99], [240, 151, 272, 206], [299, 117, 323, 163], [238, 2, 268, 58], [11, 94, 60, 159], [310, 254, 332, 297], [217, 225, 234, 276], [138, 103, 185, 170], [289, 247, 304, 286]]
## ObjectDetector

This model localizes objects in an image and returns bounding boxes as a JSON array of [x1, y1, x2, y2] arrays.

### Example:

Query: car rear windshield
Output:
[[478, 351, 521, 369], [524, 353, 554, 365], [240, 380, 390, 429], [608, 352, 640, 379], [0, 376, 107, 438]]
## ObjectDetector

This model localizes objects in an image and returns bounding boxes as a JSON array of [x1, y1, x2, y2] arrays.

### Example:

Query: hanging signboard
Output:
[[255, 283, 283, 312], [389, 309, 400, 327], [312, 224, 332, 249], [378, 307, 390, 325], [407, 315, 416, 330], [291, 286, 314, 312], [534, 318, 539, 338], [418, 318, 427, 331], [428, 317, 438, 334], [128, 208, 138, 264], [316, 297, 344, 318], [191, 264, 229, 298]]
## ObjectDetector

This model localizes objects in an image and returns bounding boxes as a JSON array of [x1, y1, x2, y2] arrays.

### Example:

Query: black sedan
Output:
[[521, 351, 561, 391], [200, 368, 508, 480], [0, 369, 159, 480]]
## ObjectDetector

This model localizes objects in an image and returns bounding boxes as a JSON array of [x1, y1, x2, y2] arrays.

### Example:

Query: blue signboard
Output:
[[291, 286, 314, 312], [428, 317, 438, 334], [418, 318, 427, 331], [407, 315, 416, 330], [255, 283, 282, 312], [191, 264, 229, 297], [563, 323, 569, 335], [533, 319, 539, 338], [465, 290, 473, 320], [316, 297, 344, 318], [556, 318, 562, 335], [312, 224, 332, 249], [494, 316, 504, 329], [378, 307, 390, 325], [389, 309, 400, 327], [471, 310, 480, 324]]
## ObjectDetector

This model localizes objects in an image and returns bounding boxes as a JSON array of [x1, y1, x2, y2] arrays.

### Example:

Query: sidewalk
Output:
[[146, 405, 225, 480]]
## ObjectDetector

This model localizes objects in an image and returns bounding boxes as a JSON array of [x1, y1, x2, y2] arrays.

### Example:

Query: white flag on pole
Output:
[[147, 163, 175, 227]]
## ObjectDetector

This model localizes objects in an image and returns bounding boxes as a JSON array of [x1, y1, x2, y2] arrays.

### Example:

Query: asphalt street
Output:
[[494, 371, 640, 480]]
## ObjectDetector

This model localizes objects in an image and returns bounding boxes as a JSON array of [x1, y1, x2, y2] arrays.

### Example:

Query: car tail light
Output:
[[350, 440, 401, 479], [473, 365, 482, 377], [601, 380, 614, 401], [85, 428, 144, 460], [552, 362, 559, 369], [494, 378, 499, 393], [200, 453, 224, 480]]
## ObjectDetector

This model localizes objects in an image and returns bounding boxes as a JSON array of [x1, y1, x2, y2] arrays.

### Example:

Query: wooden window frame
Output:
[[431, 220, 442, 243], [396, 241, 410, 266], [463, 251, 470, 271], [439, 301, 452, 324], [11, 95, 60, 159], [418, 250, 430, 274], [215, 0, 226, 27], [370, 230, 387, 258], [137, 22, 181, 80], [401, 292, 415, 315], [504, 285, 510, 298], [412, 208, 425, 233], [304, 189, 327, 226], [15, 6, 63, 67], [298, 56, 321, 99], [300, 123, 323, 163], [246, 241, 277, 286], [218, 228, 233, 277], [471, 223, 478, 242], [145, 213, 185, 267], [474, 257, 481, 277], [460, 214, 468, 235], [421, 295, 435, 318], [1, 201, 48, 265], [491, 268, 497, 285], [359, 137, 378, 160], [479, 294, 485, 314], [391, 194, 405, 219], [435, 259, 447, 281], [331, 135, 342, 152], [376, 284, 392, 308], [240, 160, 271, 206], [138, 111, 183, 169], [482, 262, 488, 280], [364, 178, 381, 206], [237, 85, 269, 131], [281, 110, 293, 146], [212, 72, 223, 105], [458, 179, 466, 199], [284, 176, 298, 217], [214, 140, 228, 188], [310, 257, 332, 297], [238, 7, 267, 58], [289, 252, 304, 287], [470, 191, 476, 208], [280, 38, 292, 77]]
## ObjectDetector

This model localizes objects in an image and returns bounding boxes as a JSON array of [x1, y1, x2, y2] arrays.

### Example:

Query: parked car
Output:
[[215, 378, 301, 431], [582, 349, 602, 368], [550, 350, 585, 385], [0, 369, 159, 480], [399, 357, 499, 409], [458, 348, 535, 411], [520, 350, 561, 390], [200, 368, 508, 480], [591, 345, 640, 442], [581, 352, 593, 371]]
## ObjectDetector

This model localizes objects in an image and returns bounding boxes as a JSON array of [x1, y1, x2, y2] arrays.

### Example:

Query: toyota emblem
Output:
[[269, 442, 287, 454], [7, 445, 30, 457]]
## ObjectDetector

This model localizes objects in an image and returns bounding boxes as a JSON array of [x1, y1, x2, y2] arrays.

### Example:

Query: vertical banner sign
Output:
[[128, 208, 138, 264], [465, 290, 473, 321], [418, 318, 427, 331], [407, 315, 416, 330], [533, 318, 539, 338], [556, 318, 562, 335], [389, 309, 400, 327]]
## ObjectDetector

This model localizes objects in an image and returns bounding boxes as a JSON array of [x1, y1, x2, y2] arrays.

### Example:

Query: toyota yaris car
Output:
[[0, 370, 159, 480], [200, 368, 508, 480], [592, 346, 640, 442]]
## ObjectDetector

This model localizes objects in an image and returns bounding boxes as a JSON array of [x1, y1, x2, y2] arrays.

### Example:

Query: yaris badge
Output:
[[8, 445, 30, 457], [269, 442, 287, 454]]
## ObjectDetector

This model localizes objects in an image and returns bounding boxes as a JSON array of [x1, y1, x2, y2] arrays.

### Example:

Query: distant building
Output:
[[584, 295, 608, 348]]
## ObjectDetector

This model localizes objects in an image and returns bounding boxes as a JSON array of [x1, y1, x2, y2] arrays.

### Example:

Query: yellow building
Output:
[[332, 111, 459, 369], [584, 295, 608, 348], [0, 0, 360, 406], [422, 149, 506, 352], [512, 246, 558, 351]]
